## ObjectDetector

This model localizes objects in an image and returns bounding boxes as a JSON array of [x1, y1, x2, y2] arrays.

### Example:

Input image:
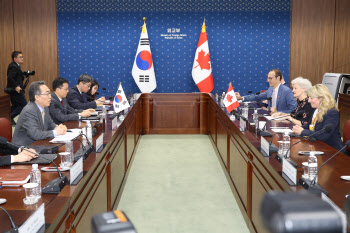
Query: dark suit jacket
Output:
[[0, 143, 15, 166], [12, 102, 56, 146], [301, 108, 346, 153], [0, 155, 11, 166], [66, 86, 97, 110], [243, 84, 297, 113], [49, 92, 82, 124], [7, 61, 24, 92]]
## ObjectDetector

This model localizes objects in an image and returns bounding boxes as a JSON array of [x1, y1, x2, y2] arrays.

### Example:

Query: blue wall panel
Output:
[[57, 1, 291, 96]]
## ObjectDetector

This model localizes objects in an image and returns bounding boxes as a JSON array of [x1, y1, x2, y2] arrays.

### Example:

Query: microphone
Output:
[[40, 143, 65, 154], [283, 124, 333, 159], [102, 87, 114, 100], [0, 206, 18, 232], [259, 113, 289, 137], [71, 133, 95, 161], [312, 140, 350, 185], [0, 137, 68, 194], [299, 140, 350, 195]]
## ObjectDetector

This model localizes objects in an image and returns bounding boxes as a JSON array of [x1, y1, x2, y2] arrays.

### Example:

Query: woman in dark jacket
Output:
[[292, 84, 346, 154]]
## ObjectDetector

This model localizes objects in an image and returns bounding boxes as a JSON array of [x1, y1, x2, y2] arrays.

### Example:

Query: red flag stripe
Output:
[[197, 73, 214, 93], [197, 32, 208, 48]]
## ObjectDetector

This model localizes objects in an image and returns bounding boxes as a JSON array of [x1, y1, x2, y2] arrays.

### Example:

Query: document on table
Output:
[[49, 129, 81, 143], [271, 128, 293, 134], [264, 115, 288, 121]]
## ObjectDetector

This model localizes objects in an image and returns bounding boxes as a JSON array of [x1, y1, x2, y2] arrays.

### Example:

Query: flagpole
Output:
[[142, 17, 146, 33]]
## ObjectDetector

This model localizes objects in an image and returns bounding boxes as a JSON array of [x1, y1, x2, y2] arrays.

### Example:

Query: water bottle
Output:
[[242, 103, 249, 119], [221, 92, 225, 106], [30, 164, 41, 199], [308, 152, 318, 182], [102, 105, 107, 116], [282, 132, 291, 158], [86, 120, 93, 143], [253, 109, 259, 133]]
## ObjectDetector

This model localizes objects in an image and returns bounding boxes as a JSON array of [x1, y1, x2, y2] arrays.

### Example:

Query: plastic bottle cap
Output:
[[32, 164, 38, 169]]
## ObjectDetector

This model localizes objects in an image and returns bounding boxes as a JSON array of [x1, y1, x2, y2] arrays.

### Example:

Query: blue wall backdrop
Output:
[[57, 0, 291, 96]]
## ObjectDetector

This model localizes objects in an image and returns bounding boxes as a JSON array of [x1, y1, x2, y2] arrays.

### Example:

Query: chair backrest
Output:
[[343, 119, 350, 155], [0, 118, 12, 142]]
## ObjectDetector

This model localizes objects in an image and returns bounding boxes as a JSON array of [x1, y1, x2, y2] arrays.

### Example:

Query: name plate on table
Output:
[[70, 157, 83, 185], [96, 133, 104, 152], [112, 116, 119, 130], [260, 136, 270, 157], [282, 158, 297, 185], [240, 117, 246, 131], [19, 203, 45, 233]]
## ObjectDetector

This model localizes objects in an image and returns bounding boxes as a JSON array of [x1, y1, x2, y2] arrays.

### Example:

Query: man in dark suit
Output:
[[235, 69, 297, 113], [0, 137, 37, 166], [66, 74, 105, 110], [6, 51, 27, 125], [49, 77, 91, 124], [12, 81, 67, 146]]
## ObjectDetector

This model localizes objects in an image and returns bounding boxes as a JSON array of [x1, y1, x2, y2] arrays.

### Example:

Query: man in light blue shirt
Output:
[[235, 69, 297, 113]]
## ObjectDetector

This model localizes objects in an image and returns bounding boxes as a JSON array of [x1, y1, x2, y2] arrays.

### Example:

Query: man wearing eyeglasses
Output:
[[235, 69, 297, 113], [66, 74, 105, 110], [6, 51, 28, 125], [49, 77, 91, 124], [12, 81, 67, 146]]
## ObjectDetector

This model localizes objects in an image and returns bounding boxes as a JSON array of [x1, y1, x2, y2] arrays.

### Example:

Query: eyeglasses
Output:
[[84, 83, 91, 88], [267, 77, 276, 80], [60, 88, 69, 91], [37, 93, 51, 97]]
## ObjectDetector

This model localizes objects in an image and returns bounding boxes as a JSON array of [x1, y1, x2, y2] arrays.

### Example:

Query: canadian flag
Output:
[[192, 20, 214, 93], [223, 83, 240, 113]]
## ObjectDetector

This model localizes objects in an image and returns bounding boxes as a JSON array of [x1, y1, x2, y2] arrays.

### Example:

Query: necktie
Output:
[[42, 110, 45, 125], [61, 100, 64, 106]]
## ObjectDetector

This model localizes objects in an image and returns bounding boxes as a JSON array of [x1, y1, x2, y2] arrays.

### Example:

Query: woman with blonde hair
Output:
[[292, 84, 345, 153], [272, 77, 314, 126]]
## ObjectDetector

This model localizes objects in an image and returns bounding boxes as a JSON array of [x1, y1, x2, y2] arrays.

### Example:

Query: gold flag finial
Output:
[[201, 18, 206, 33], [142, 17, 146, 33]]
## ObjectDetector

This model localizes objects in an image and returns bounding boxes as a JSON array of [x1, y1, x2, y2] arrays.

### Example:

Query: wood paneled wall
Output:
[[334, 0, 350, 73], [1, 0, 350, 95], [0, 0, 58, 98], [0, 0, 14, 95], [290, 0, 350, 85]]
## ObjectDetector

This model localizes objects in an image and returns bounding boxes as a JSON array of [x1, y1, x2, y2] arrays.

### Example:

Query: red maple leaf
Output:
[[195, 50, 211, 70], [226, 94, 233, 102]]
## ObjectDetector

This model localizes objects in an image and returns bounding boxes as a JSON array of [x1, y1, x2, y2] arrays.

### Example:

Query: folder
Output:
[[0, 169, 31, 187]]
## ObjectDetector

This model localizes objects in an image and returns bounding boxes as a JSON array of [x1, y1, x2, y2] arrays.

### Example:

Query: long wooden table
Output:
[[0, 93, 349, 233]]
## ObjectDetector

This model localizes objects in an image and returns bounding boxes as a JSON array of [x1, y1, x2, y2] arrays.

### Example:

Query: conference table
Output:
[[0, 93, 349, 233]]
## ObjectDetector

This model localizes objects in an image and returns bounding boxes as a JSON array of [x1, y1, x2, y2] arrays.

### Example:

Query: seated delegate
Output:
[[66, 74, 105, 110], [86, 79, 100, 102], [292, 84, 346, 154], [235, 69, 297, 113], [49, 77, 91, 124], [12, 81, 67, 146], [0, 136, 37, 166], [272, 77, 314, 126]]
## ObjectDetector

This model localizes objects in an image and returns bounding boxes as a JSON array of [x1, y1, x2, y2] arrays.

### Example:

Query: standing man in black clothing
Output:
[[6, 51, 27, 125]]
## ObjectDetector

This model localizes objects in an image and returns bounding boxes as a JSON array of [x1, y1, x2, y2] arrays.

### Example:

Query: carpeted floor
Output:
[[118, 135, 249, 233]]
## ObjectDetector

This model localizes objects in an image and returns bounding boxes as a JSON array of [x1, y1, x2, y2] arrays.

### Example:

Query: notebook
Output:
[[0, 169, 31, 186]]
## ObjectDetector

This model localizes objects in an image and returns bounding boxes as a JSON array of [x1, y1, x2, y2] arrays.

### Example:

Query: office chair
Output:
[[343, 119, 350, 155], [0, 118, 12, 142]]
